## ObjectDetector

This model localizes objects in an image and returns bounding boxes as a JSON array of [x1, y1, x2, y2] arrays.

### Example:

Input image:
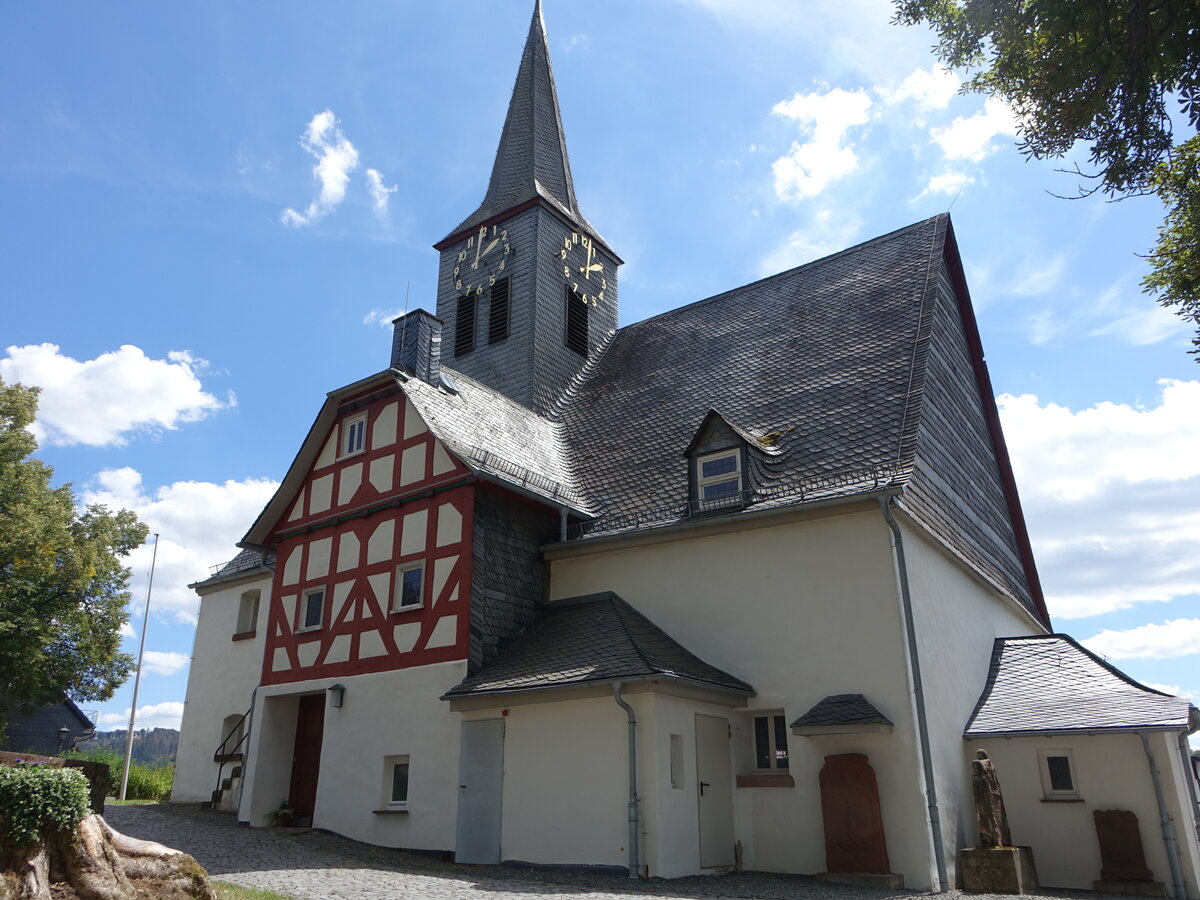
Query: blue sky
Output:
[[2, 1, 1197, 744]]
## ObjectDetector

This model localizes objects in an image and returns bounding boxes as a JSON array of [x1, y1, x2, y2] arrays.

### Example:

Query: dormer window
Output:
[[696, 448, 743, 506]]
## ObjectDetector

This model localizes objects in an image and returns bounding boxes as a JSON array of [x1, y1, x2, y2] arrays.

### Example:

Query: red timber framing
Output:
[[260, 386, 475, 685]]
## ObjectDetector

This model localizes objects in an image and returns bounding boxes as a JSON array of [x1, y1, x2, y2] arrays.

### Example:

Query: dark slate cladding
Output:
[[446, 592, 754, 698], [1, 699, 93, 755], [468, 486, 559, 674], [791, 694, 893, 728], [898, 262, 1034, 611], [559, 217, 943, 531]]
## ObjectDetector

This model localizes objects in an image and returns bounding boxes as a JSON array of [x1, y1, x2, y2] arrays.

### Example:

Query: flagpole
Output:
[[120, 533, 159, 801]]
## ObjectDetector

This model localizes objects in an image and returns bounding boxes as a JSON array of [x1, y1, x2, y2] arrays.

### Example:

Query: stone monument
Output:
[[960, 750, 1039, 894], [1093, 809, 1166, 896]]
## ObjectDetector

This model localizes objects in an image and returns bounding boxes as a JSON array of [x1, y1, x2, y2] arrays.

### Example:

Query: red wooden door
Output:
[[288, 694, 325, 825]]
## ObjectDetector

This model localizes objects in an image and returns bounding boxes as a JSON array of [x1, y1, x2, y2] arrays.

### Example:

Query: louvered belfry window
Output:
[[488, 277, 510, 344], [455, 294, 476, 356], [565, 286, 588, 355]]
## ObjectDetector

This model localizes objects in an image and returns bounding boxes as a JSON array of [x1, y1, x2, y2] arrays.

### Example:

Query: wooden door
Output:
[[455, 719, 505, 864], [695, 714, 735, 868], [288, 694, 325, 826]]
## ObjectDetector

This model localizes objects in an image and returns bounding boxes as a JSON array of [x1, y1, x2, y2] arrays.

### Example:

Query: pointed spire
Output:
[[443, 0, 589, 240]]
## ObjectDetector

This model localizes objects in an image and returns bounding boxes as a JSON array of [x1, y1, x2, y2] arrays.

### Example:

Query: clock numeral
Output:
[[458, 250, 467, 262], [476, 284, 484, 296], [453, 266, 460, 277], [498, 259, 506, 272], [467, 236, 474, 248], [561, 248, 567, 260], [488, 274, 496, 286], [563, 265, 571, 278], [455, 279, 463, 290]]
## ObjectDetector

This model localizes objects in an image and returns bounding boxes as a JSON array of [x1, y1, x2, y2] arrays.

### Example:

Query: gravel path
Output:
[[102, 804, 1121, 900]]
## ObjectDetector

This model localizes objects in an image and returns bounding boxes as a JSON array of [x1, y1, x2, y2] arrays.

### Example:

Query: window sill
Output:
[[389, 604, 424, 615], [231, 631, 257, 642], [737, 774, 795, 788], [1040, 797, 1084, 803], [337, 449, 365, 462], [372, 808, 409, 815], [296, 626, 323, 635]]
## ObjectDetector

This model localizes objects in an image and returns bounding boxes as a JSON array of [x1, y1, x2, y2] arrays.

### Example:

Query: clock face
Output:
[[452, 224, 512, 296], [560, 231, 606, 306]]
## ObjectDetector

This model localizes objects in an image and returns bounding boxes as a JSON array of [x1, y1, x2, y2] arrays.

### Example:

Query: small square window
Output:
[[1038, 749, 1080, 799], [300, 588, 325, 632], [753, 713, 789, 771], [393, 563, 424, 611], [696, 449, 743, 508], [342, 414, 366, 458], [382, 755, 410, 808], [235, 590, 260, 637]]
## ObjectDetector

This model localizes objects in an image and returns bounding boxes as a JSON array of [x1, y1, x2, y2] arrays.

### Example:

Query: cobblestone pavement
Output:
[[102, 804, 1115, 900]]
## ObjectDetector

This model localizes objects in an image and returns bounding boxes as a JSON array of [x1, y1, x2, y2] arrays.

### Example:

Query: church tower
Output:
[[433, 0, 620, 415]]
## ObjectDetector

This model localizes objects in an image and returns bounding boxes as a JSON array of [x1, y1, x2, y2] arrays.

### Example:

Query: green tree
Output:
[[893, 0, 1200, 356], [0, 378, 148, 739]]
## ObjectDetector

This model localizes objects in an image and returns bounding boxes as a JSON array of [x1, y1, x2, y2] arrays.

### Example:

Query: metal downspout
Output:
[[879, 498, 949, 892], [613, 682, 641, 879], [1179, 733, 1200, 849], [1140, 731, 1188, 900]]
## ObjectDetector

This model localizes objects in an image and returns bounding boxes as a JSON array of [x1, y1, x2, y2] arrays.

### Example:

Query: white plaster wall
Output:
[[173, 573, 271, 803], [966, 732, 1199, 896], [466, 696, 631, 868], [549, 510, 934, 886], [240, 661, 467, 850], [899, 521, 1043, 885]]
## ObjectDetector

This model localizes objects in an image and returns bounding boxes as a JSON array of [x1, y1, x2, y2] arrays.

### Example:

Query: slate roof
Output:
[[443, 592, 754, 699], [965, 635, 1200, 737], [442, 0, 595, 243], [190, 548, 275, 590], [401, 366, 590, 513], [791, 694, 893, 729]]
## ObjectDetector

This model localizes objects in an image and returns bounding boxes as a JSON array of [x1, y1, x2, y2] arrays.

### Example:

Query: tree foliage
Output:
[[893, 0, 1200, 356], [0, 379, 148, 738]]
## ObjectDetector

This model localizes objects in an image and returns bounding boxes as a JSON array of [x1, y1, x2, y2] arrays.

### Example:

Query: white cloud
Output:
[[281, 110, 361, 227], [119, 622, 136, 640], [140, 650, 190, 676], [999, 380, 1200, 618], [1, 344, 230, 447], [1143, 683, 1197, 700], [82, 467, 280, 623], [1011, 253, 1069, 297], [917, 170, 975, 200], [1082, 620, 1200, 661], [771, 88, 873, 200], [362, 308, 406, 328], [932, 96, 1019, 162], [757, 209, 861, 276], [364, 168, 396, 219], [879, 65, 960, 109], [96, 701, 185, 731], [1091, 303, 1188, 346]]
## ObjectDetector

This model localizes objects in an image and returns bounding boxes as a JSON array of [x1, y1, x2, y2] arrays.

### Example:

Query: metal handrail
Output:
[[211, 707, 252, 806]]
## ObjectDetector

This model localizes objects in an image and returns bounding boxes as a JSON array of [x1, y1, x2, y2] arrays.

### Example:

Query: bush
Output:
[[65, 749, 173, 801], [0, 762, 90, 848]]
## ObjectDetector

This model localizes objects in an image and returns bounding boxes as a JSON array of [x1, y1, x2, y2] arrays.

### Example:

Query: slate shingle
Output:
[[791, 694, 893, 728], [964, 634, 1200, 736], [443, 592, 754, 698]]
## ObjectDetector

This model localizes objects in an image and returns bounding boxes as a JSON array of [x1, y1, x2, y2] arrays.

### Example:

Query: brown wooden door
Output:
[[288, 694, 325, 826]]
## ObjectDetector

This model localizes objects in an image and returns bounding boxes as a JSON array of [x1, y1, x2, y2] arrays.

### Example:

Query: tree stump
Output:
[[0, 814, 214, 900]]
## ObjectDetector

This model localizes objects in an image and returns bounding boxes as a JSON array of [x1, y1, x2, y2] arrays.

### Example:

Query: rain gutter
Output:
[[1140, 731, 1187, 900], [880, 496, 948, 892]]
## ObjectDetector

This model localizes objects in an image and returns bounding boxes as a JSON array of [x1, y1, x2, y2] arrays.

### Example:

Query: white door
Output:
[[455, 719, 505, 864], [695, 714, 735, 868]]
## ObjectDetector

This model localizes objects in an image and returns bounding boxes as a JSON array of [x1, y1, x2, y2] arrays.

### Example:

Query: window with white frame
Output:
[[696, 448, 743, 506], [341, 413, 366, 458], [299, 588, 325, 632], [752, 713, 790, 770], [383, 755, 410, 808], [393, 562, 424, 611], [1038, 749, 1079, 799]]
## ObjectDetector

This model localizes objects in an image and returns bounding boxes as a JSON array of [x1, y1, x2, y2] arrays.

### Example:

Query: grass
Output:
[[213, 882, 297, 900]]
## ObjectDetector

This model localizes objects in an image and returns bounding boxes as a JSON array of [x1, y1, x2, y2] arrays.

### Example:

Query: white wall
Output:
[[967, 732, 1200, 897], [239, 661, 467, 851], [899, 519, 1043, 883], [173, 572, 271, 803], [548, 509, 936, 886]]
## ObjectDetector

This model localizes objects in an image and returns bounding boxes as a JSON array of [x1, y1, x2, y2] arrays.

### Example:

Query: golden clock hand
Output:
[[480, 237, 499, 258]]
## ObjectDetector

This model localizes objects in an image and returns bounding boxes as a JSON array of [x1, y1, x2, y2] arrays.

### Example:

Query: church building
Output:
[[174, 3, 1200, 893]]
